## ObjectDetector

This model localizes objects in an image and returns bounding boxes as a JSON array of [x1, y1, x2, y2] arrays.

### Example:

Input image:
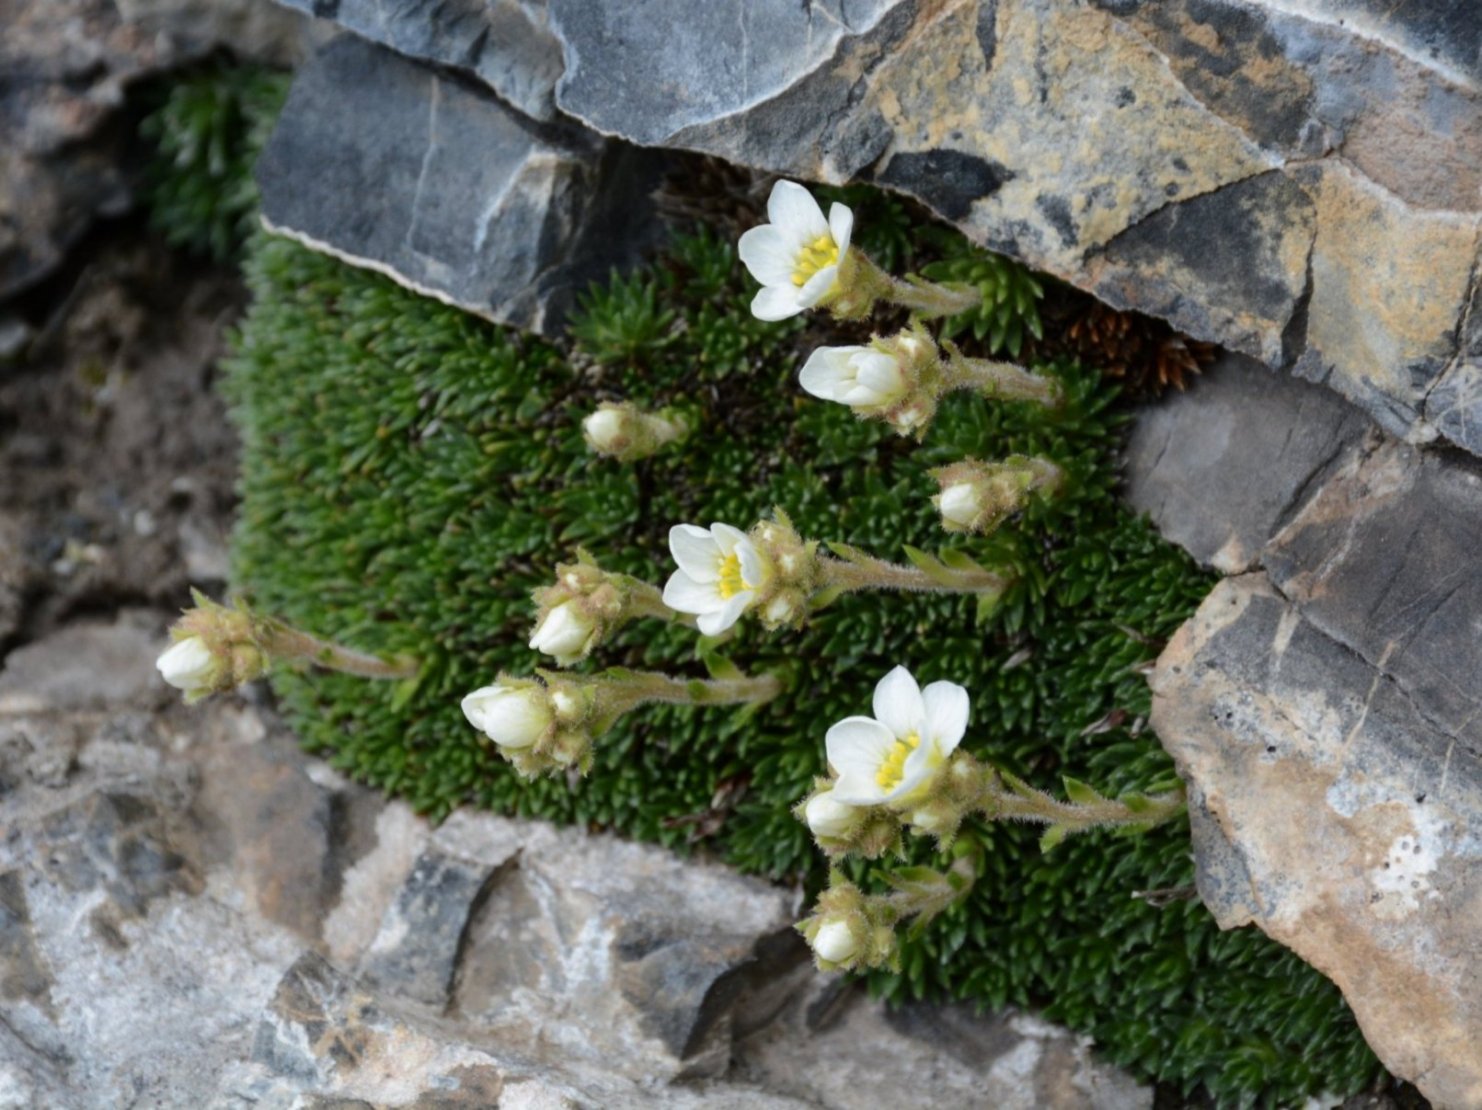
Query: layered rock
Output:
[[264, 0, 1482, 455], [1128, 355, 1482, 1108], [256, 34, 663, 334]]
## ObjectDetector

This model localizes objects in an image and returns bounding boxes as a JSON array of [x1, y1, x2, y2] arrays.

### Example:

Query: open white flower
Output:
[[529, 600, 597, 662], [156, 636, 216, 696], [662, 523, 771, 635], [738, 180, 854, 321], [461, 684, 553, 749], [799, 346, 908, 410], [826, 666, 969, 807]]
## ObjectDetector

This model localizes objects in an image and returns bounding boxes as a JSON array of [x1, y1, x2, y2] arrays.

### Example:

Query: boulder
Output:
[[255, 34, 665, 335], [266, 0, 1482, 456], [1128, 356, 1482, 1107]]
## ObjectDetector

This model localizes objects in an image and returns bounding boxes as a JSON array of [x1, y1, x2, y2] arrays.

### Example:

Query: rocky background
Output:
[[3, 0, 1478, 1106]]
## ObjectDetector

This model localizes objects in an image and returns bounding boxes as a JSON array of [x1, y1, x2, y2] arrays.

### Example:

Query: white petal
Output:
[[828, 202, 854, 255], [697, 592, 752, 635], [751, 284, 804, 321], [938, 483, 979, 526], [529, 602, 593, 657], [825, 716, 896, 781], [805, 789, 860, 839], [767, 179, 829, 241], [662, 571, 722, 615], [670, 523, 721, 582], [709, 522, 748, 556], [812, 919, 859, 963], [157, 636, 214, 690], [873, 666, 925, 740], [922, 680, 970, 752], [832, 774, 889, 807], [796, 264, 839, 308], [799, 346, 864, 402], [853, 351, 904, 396], [583, 408, 625, 450], [738, 224, 801, 288], [736, 538, 769, 590]]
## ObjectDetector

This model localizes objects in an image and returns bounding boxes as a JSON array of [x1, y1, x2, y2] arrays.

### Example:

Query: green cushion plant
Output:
[[145, 63, 1384, 1107]]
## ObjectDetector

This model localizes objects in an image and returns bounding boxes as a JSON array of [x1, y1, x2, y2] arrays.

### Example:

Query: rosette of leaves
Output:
[[140, 63, 290, 260]]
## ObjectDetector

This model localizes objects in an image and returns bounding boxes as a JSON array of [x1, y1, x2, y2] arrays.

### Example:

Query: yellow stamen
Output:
[[875, 731, 921, 790], [791, 234, 839, 287], [716, 552, 750, 599]]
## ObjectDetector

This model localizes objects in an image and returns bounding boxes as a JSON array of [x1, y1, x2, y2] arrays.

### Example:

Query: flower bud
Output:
[[583, 407, 626, 452], [583, 402, 688, 462], [529, 600, 597, 662], [929, 456, 1064, 535], [799, 346, 908, 410], [461, 684, 553, 748], [936, 482, 980, 529], [156, 636, 216, 696], [811, 918, 861, 964], [804, 788, 861, 840]]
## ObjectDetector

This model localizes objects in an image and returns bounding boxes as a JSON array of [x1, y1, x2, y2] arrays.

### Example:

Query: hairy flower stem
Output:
[[875, 852, 981, 926], [261, 623, 419, 680], [819, 553, 1009, 597], [987, 778, 1186, 830], [942, 342, 1062, 407], [601, 670, 782, 715], [829, 251, 982, 321]]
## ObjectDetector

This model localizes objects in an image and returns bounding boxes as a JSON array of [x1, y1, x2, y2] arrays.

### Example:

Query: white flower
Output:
[[156, 636, 215, 695], [529, 600, 596, 662], [662, 523, 771, 636], [582, 407, 627, 452], [937, 482, 980, 528], [826, 666, 969, 807], [738, 180, 854, 321], [461, 684, 553, 749], [799, 346, 908, 410], [804, 788, 861, 840], [811, 918, 861, 963]]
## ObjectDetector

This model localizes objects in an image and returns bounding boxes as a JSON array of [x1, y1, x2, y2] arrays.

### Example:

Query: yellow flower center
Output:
[[791, 234, 840, 287], [876, 731, 921, 790], [716, 552, 750, 599]]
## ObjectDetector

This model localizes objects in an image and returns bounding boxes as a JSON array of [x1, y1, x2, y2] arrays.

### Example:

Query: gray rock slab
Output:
[[1125, 344, 1482, 1103], [1123, 353, 1369, 573], [273, 0, 563, 121], [1263, 439, 1482, 756], [358, 846, 506, 1008], [1151, 576, 1482, 1109], [284, 0, 1482, 458], [256, 34, 662, 335]]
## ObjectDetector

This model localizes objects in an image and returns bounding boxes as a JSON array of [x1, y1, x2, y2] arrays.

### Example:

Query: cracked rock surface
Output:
[[1127, 355, 1482, 1108], [266, 0, 1482, 455]]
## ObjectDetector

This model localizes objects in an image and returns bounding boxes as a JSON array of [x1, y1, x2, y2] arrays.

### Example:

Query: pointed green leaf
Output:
[[1062, 776, 1104, 806]]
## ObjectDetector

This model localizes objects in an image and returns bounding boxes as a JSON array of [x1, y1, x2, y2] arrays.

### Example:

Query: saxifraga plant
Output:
[[144, 67, 1384, 1108]]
